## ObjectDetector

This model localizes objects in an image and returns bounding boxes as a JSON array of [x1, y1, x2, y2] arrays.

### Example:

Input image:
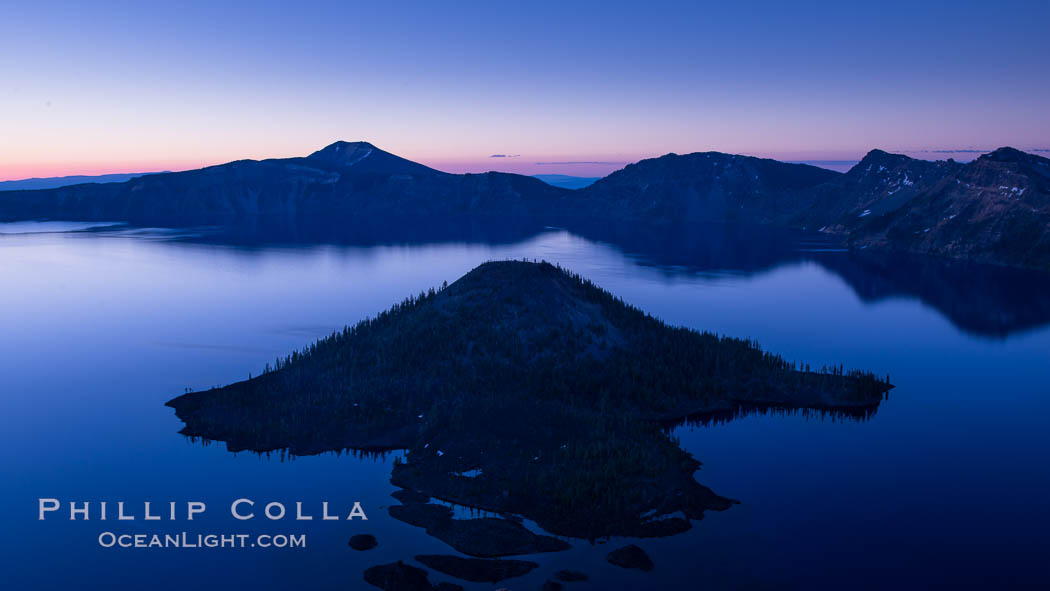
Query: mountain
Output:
[[0, 141, 572, 222], [831, 148, 1050, 269], [575, 151, 841, 223], [532, 174, 599, 189], [789, 149, 960, 230], [0, 145, 843, 224], [302, 140, 437, 174], [576, 147, 1050, 270], [3, 140, 1047, 270], [167, 261, 889, 539], [0, 171, 165, 191]]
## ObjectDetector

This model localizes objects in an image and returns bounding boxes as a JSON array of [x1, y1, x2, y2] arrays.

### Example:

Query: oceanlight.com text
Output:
[[97, 532, 306, 549]]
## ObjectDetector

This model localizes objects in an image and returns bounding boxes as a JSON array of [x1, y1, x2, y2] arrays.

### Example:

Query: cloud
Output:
[[489, 154, 520, 158], [923, 149, 986, 153], [535, 161, 627, 165], [911, 147, 1050, 154]]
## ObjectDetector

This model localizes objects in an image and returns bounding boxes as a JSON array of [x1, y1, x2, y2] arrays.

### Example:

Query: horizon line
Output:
[[2, 144, 1047, 184]]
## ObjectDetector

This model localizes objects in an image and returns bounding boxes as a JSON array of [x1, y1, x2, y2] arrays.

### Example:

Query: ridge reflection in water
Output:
[[4, 217, 1049, 589], [111, 213, 1050, 339]]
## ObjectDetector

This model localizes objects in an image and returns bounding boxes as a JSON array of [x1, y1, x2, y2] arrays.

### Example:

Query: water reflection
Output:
[[175, 382, 887, 587], [5, 218, 1047, 588], [108, 214, 1050, 339], [811, 250, 1050, 338], [670, 402, 883, 430], [164, 256, 891, 587]]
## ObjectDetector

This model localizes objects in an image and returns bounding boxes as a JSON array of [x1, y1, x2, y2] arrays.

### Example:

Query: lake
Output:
[[3, 218, 1048, 589]]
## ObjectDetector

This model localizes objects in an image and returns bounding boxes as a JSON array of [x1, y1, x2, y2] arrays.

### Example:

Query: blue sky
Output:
[[1, 0, 1047, 178]]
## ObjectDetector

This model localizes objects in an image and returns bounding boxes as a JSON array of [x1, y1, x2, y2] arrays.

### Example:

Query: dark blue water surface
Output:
[[2, 219, 1048, 589]]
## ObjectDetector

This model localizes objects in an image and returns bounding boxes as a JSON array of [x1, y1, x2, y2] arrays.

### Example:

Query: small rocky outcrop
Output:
[[414, 554, 538, 583], [606, 544, 654, 572], [349, 534, 378, 551], [554, 569, 588, 582], [363, 561, 432, 591]]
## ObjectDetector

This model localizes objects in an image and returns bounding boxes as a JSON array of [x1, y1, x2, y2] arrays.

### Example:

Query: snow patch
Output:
[[346, 147, 373, 166]]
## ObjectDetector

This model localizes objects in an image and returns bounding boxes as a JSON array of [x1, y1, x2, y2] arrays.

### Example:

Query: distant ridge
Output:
[[829, 146, 1050, 269], [0, 171, 165, 191], [0, 141, 570, 221], [1, 141, 1047, 270], [532, 174, 599, 190], [575, 150, 842, 224]]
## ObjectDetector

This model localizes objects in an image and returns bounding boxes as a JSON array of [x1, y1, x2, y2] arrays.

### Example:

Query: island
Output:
[[167, 260, 891, 581]]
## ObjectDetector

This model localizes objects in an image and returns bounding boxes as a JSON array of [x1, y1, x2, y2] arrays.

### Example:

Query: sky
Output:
[[1, 0, 1048, 180]]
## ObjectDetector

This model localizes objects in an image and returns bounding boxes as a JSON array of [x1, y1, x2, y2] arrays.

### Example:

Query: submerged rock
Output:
[[389, 502, 569, 557], [349, 534, 378, 551], [606, 544, 654, 572], [414, 554, 538, 583], [542, 581, 563, 591], [554, 569, 588, 582], [392, 488, 430, 504], [363, 561, 431, 591]]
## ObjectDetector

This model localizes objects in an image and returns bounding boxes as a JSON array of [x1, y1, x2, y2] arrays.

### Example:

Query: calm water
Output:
[[2, 219, 1048, 589]]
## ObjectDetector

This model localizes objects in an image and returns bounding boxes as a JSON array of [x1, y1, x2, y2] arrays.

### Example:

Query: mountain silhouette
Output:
[[2, 141, 1047, 270]]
